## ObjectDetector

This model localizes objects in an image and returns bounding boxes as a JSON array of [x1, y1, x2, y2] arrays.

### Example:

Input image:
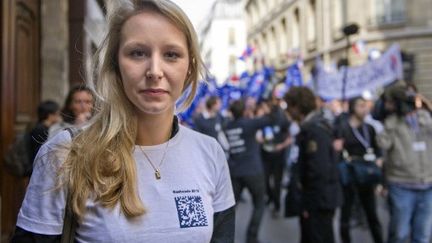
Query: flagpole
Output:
[[342, 35, 350, 102], [341, 23, 359, 101]]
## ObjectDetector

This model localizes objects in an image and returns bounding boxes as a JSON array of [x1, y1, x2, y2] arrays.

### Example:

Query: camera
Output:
[[372, 85, 417, 121]]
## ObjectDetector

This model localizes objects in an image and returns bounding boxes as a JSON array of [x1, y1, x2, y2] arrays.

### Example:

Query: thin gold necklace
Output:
[[138, 139, 170, 180]]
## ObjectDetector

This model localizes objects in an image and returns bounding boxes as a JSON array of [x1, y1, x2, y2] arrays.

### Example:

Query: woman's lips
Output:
[[141, 88, 169, 97]]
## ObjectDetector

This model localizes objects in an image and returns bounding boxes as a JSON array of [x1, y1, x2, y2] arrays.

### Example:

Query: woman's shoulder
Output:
[[34, 130, 73, 165], [180, 125, 218, 146], [178, 125, 224, 158], [178, 125, 228, 174], [45, 129, 73, 148]]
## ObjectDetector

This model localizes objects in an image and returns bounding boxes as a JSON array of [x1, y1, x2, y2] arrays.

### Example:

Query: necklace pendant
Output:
[[155, 170, 161, 180]]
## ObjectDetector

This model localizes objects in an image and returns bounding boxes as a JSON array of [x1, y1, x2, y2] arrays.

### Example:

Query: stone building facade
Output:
[[244, 0, 432, 97]]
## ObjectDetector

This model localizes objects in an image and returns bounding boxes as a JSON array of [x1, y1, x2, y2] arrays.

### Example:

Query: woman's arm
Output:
[[11, 227, 61, 243], [210, 138, 236, 243], [210, 206, 235, 243], [13, 131, 73, 241]]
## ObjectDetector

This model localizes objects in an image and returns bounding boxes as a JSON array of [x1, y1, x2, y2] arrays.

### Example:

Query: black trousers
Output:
[[340, 184, 383, 243], [231, 174, 266, 242], [262, 150, 285, 211], [300, 209, 335, 243]]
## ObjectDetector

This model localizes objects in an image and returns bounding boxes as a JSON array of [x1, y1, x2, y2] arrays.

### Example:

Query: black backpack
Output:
[[4, 132, 33, 177]]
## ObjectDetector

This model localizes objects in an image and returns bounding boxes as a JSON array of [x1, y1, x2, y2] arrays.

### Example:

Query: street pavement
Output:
[[235, 190, 391, 243]]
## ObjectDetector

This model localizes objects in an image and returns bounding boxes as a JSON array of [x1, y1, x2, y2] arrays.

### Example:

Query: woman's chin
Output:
[[137, 105, 173, 116]]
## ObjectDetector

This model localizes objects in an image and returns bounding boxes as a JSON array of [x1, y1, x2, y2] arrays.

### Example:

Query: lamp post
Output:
[[341, 23, 359, 101]]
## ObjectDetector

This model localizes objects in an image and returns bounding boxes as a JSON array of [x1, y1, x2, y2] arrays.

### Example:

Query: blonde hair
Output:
[[61, 0, 205, 220]]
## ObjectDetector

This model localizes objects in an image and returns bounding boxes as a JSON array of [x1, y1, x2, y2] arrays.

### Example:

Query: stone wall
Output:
[[40, 0, 70, 105]]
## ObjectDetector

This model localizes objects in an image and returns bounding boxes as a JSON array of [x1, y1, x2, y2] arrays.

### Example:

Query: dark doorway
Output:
[[1, 0, 41, 239]]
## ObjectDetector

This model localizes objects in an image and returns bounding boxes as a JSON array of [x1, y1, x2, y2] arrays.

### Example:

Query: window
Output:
[[205, 50, 212, 69], [228, 27, 236, 46], [331, 0, 346, 40], [246, 6, 253, 28], [268, 0, 275, 11], [307, 0, 317, 44], [292, 8, 300, 49], [229, 55, 237, 75], [373, 0, 405, 25], [270, 26, 277, 60], [253, 3, 259, 24], [258, 0, 267, 18], [262, 32, 268, 54], [332, 0, 347, 29], [279, 18, 288, 55]]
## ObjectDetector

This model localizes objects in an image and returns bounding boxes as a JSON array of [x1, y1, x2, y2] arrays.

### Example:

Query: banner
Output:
[[315, 44, 403, 100]]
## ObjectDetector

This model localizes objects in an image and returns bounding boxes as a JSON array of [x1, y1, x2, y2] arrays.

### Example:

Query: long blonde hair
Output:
[[61, 0, 205, 220]]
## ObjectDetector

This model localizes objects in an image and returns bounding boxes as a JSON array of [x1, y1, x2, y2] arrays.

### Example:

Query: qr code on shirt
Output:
[[175, 195, 208, 228]]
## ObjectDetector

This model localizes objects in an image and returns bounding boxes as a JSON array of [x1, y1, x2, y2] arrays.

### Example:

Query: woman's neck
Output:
[[136, 111, 174, 146], [349, 115, 363, 128]]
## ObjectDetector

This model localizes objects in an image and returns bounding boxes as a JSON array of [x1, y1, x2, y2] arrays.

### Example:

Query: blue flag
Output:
[[285, 62, 303, 88]]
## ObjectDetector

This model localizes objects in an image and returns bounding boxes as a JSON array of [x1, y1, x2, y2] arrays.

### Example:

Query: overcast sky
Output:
[[171, 0, 216, 30]]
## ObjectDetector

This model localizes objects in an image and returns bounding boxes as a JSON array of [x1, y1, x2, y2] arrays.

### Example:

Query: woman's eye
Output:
[[129, 50, 146, 58], [165, 51, 180, 60]]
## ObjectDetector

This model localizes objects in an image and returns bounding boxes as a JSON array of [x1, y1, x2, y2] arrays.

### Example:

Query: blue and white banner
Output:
[[315, 44, 403, 100]]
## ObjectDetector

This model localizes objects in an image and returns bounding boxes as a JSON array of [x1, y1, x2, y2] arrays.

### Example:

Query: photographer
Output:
[[377, 85, 432, 243]]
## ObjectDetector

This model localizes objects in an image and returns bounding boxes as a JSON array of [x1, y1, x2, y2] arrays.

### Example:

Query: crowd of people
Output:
[[11, 73, 432, 243], [190, 83, 432, 243]]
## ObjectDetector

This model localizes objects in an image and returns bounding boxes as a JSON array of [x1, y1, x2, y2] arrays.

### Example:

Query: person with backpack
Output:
[[283, 87, 342, 243], [4, 100, 61, 178], [29, 100, 61, 163]]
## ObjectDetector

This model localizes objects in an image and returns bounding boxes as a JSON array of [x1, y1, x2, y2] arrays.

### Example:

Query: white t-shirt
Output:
[[17, 125, 235, 243]]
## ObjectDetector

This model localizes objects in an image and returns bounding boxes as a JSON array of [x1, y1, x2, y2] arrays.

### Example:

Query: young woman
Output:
[[12, 1, 235, 242], [338, 97, 383, 243], [48, 85, 95, 138]]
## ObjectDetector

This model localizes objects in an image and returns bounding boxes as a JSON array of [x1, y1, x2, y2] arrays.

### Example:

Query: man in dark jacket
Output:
[[284, 87, 343, 243]]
